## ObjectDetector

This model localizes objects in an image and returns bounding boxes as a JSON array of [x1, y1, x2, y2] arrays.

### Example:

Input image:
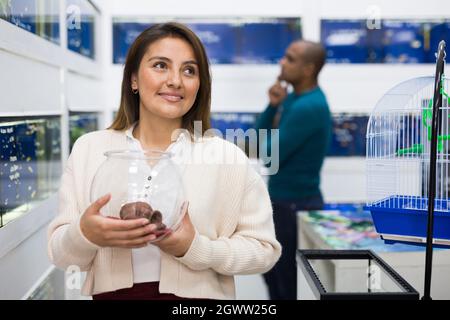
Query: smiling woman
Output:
[[47, 22, 281, 300], [130, 37, 201, 133], [110, 22, 212, 141]]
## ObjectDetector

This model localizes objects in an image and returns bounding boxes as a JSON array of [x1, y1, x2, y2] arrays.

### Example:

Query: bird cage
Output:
[[365, 45, 450, 247]]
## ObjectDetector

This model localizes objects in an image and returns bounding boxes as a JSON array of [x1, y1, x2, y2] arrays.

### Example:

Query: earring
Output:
[[132, 88, 138, 94]]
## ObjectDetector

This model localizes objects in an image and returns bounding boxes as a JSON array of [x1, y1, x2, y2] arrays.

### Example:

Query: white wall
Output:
[[321, 157, 366, 203]]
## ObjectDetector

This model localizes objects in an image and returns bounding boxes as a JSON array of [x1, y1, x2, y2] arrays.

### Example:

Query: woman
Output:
[[47, 22, 281, 300]]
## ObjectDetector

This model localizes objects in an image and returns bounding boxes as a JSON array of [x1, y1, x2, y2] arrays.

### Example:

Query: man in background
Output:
[[255, 40, 332, 300]]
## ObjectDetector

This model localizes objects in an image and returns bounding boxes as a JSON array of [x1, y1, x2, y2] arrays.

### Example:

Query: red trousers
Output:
[[92, 282, 191, 300]]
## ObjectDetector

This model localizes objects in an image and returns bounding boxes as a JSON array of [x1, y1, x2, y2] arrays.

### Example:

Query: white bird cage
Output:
[[365, 75, 450, 246]]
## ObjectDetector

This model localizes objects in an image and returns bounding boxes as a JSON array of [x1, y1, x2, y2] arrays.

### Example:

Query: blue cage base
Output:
[[365, 195, 450, 248]]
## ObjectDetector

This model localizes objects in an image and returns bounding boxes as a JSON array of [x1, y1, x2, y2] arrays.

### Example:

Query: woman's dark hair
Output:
[[109, 22, 211, 134]]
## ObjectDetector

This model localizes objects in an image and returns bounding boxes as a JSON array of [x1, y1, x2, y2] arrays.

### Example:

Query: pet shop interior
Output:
[[1, 0, 450, 300]]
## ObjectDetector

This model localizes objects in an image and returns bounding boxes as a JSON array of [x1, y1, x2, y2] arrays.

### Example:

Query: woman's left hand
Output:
[[152, 208, 195, 257]]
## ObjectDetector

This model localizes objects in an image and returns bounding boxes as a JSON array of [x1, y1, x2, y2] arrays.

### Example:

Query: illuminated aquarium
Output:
[[209, 111, 370, 158], [327, 113, 369, 157], [113, 17, 302, 64], [69, 111, 99, 152], [321, 19, 450, 64], [210, 112, 259, 158], [0, 116, 61, 227], [0, 0, 60, 44], [66, 0, 97, 59]]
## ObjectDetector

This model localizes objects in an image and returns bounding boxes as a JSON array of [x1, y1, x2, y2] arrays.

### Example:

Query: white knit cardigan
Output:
[[47, 129, 281, 299]]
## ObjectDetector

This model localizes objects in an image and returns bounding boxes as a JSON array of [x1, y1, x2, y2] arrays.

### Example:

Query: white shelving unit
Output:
[[0, 0, 104, 299]]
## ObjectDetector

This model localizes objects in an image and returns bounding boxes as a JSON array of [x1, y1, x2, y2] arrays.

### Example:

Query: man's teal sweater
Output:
[[255, 87, 331, 201]]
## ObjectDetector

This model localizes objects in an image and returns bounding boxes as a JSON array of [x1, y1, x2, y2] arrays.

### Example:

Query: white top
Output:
[[125, 123, 186, 284]]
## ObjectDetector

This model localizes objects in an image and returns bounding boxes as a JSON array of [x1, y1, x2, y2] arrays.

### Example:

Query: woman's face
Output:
[[132, 36, 200, 120]]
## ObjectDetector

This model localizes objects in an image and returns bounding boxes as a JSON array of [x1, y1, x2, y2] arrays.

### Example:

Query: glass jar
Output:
[[90, 149, 187, 241]]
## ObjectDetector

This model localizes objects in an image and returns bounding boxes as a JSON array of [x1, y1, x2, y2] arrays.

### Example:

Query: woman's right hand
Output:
[[80, 194, 158, 248]]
